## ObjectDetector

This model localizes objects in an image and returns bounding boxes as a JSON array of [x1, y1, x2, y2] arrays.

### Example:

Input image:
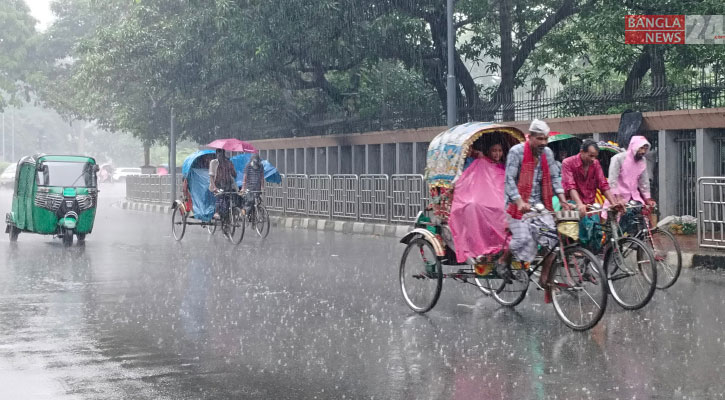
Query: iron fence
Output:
[[126, 173, 428, 224], [332, 175, 360, 220], [391, 175, 427, 223], [285, 174, 309, 215], [265, 174, 285, 212], [718, 136, 725, 176], [309, 175, 332, 218], [247, 78, 725, 137], [698, 177, 725, 249], [359, 174, 389, 222]]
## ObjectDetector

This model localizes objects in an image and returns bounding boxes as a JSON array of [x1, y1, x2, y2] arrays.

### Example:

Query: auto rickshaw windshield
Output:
[[37, 161, 97, 188]]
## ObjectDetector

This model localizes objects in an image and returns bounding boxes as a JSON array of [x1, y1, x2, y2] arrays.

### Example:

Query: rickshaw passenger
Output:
[[449, 141, 507, 264], [500, 119, 571, 286], [209, 149, 238, 218]]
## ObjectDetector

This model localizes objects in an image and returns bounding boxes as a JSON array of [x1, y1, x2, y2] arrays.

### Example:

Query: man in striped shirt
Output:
[[241, 153, 265, 215]]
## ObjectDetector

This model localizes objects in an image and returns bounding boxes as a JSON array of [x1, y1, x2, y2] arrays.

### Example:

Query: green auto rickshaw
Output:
[[5, 154, 99, 246]]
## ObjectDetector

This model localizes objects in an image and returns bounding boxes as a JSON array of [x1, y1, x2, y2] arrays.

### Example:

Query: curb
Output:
[[118, 200, 725, 265], [120, 201, 411, 239]]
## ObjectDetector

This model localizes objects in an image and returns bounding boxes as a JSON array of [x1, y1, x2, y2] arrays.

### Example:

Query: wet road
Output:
[[1, 184, 724, 399]]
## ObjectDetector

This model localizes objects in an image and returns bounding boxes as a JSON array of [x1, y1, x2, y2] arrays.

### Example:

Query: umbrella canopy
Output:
[[206, 138, 257, 153], [230, 154, 282, 185], [547, 132, 577, 143]]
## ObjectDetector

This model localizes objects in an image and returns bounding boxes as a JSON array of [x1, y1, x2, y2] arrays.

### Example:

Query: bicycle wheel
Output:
[[473, 264, 506, 296], [254, 205, 270, 238], [491, 269, 530, 307], [399, 238, 443, 313], [171, 206, 186, 241], [649, 228, 682, 289], [551, 246, 607, 331], [229, 207, 245, 244], [605, 237, 657, 310], [474, 276, 494, 296]]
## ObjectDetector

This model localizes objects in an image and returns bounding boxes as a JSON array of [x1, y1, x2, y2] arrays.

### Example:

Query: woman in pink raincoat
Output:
[[449, 140, 509, 263]]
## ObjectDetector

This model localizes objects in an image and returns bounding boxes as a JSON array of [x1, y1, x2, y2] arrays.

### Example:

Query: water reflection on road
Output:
[[0, 185, 723, 399]]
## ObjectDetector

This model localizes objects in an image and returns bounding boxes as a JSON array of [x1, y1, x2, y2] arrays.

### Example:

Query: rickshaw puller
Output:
[[209, 148, 238, 219], [606, 136, 656, 226], [500, 119, 571, 287], [562, 140, 620, 216]]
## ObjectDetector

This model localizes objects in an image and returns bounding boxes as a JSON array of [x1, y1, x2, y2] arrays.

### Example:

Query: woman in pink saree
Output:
[[449, 142, 508, 263]]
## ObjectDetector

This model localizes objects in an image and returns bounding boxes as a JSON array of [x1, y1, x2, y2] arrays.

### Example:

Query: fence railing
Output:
[[698, 177, 725, 249], [126, 173, 429, 224]]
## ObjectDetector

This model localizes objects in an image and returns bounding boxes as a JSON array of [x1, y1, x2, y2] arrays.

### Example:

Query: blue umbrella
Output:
[[230, 154, 282, 185]]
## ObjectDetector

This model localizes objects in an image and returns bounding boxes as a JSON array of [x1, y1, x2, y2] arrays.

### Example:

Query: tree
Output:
[[0, 0, 36, 111]]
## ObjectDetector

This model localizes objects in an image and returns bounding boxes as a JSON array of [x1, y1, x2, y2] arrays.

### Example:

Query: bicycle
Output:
[[630, 203, 682, 289], [242, 190, 270, 238], [213, 190, 245, 244], [598, 203, 658, 310]]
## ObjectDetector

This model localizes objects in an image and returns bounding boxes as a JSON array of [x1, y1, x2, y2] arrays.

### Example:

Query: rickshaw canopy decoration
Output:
[[547, 132, 576, 143], [425, 122, 525, 188]]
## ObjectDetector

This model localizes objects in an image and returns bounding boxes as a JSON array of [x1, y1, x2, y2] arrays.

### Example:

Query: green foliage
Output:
[[0, 0, 36, 111], [6, 0, 725, 149]]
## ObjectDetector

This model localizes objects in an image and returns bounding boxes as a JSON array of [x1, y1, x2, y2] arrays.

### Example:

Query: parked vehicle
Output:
[[0, 163, 17, 187], [5, 154, 99, 246], [112, 167, 142, 182]]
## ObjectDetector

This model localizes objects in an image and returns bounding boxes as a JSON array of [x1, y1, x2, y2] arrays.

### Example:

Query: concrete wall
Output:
[[250, 109, 725, 217]]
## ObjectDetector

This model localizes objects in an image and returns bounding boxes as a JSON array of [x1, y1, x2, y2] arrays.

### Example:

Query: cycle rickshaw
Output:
[[398, 122, 608, 331], [171, 150, 245, 244]]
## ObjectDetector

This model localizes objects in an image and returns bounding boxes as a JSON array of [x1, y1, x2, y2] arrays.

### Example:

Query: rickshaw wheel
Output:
[[8, 226, 20, 242], [400, 238, 443, 313], [171, 206, 187, 241], [491, 269, 529, 307], [207, 222, 217, 235], [229, 207, 245, 245]]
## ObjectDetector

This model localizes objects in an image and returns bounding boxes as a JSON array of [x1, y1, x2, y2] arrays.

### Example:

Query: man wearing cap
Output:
[[497, 119, 570, 288]]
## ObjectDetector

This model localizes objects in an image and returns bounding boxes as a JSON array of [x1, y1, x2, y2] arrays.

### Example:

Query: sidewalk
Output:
[[119, 200, 725, 268], [120, 200, 412, 239], [677, 235, 725, 270]]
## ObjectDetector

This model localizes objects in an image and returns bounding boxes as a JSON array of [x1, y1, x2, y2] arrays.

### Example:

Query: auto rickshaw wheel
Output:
[[8, 226, 20, 242], [77, 233, 86, 242], [62, 229, 74, 247]]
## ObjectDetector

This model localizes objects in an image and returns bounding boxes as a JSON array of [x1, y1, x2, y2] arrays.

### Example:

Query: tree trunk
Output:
[[649, 45, 667, 110], [499, 0, 515, 121], [622, 49, 651, 102], [143, 141, 151, 167]]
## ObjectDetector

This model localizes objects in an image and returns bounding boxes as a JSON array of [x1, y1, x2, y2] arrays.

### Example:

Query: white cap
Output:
[[529, 119, 550, 136]]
